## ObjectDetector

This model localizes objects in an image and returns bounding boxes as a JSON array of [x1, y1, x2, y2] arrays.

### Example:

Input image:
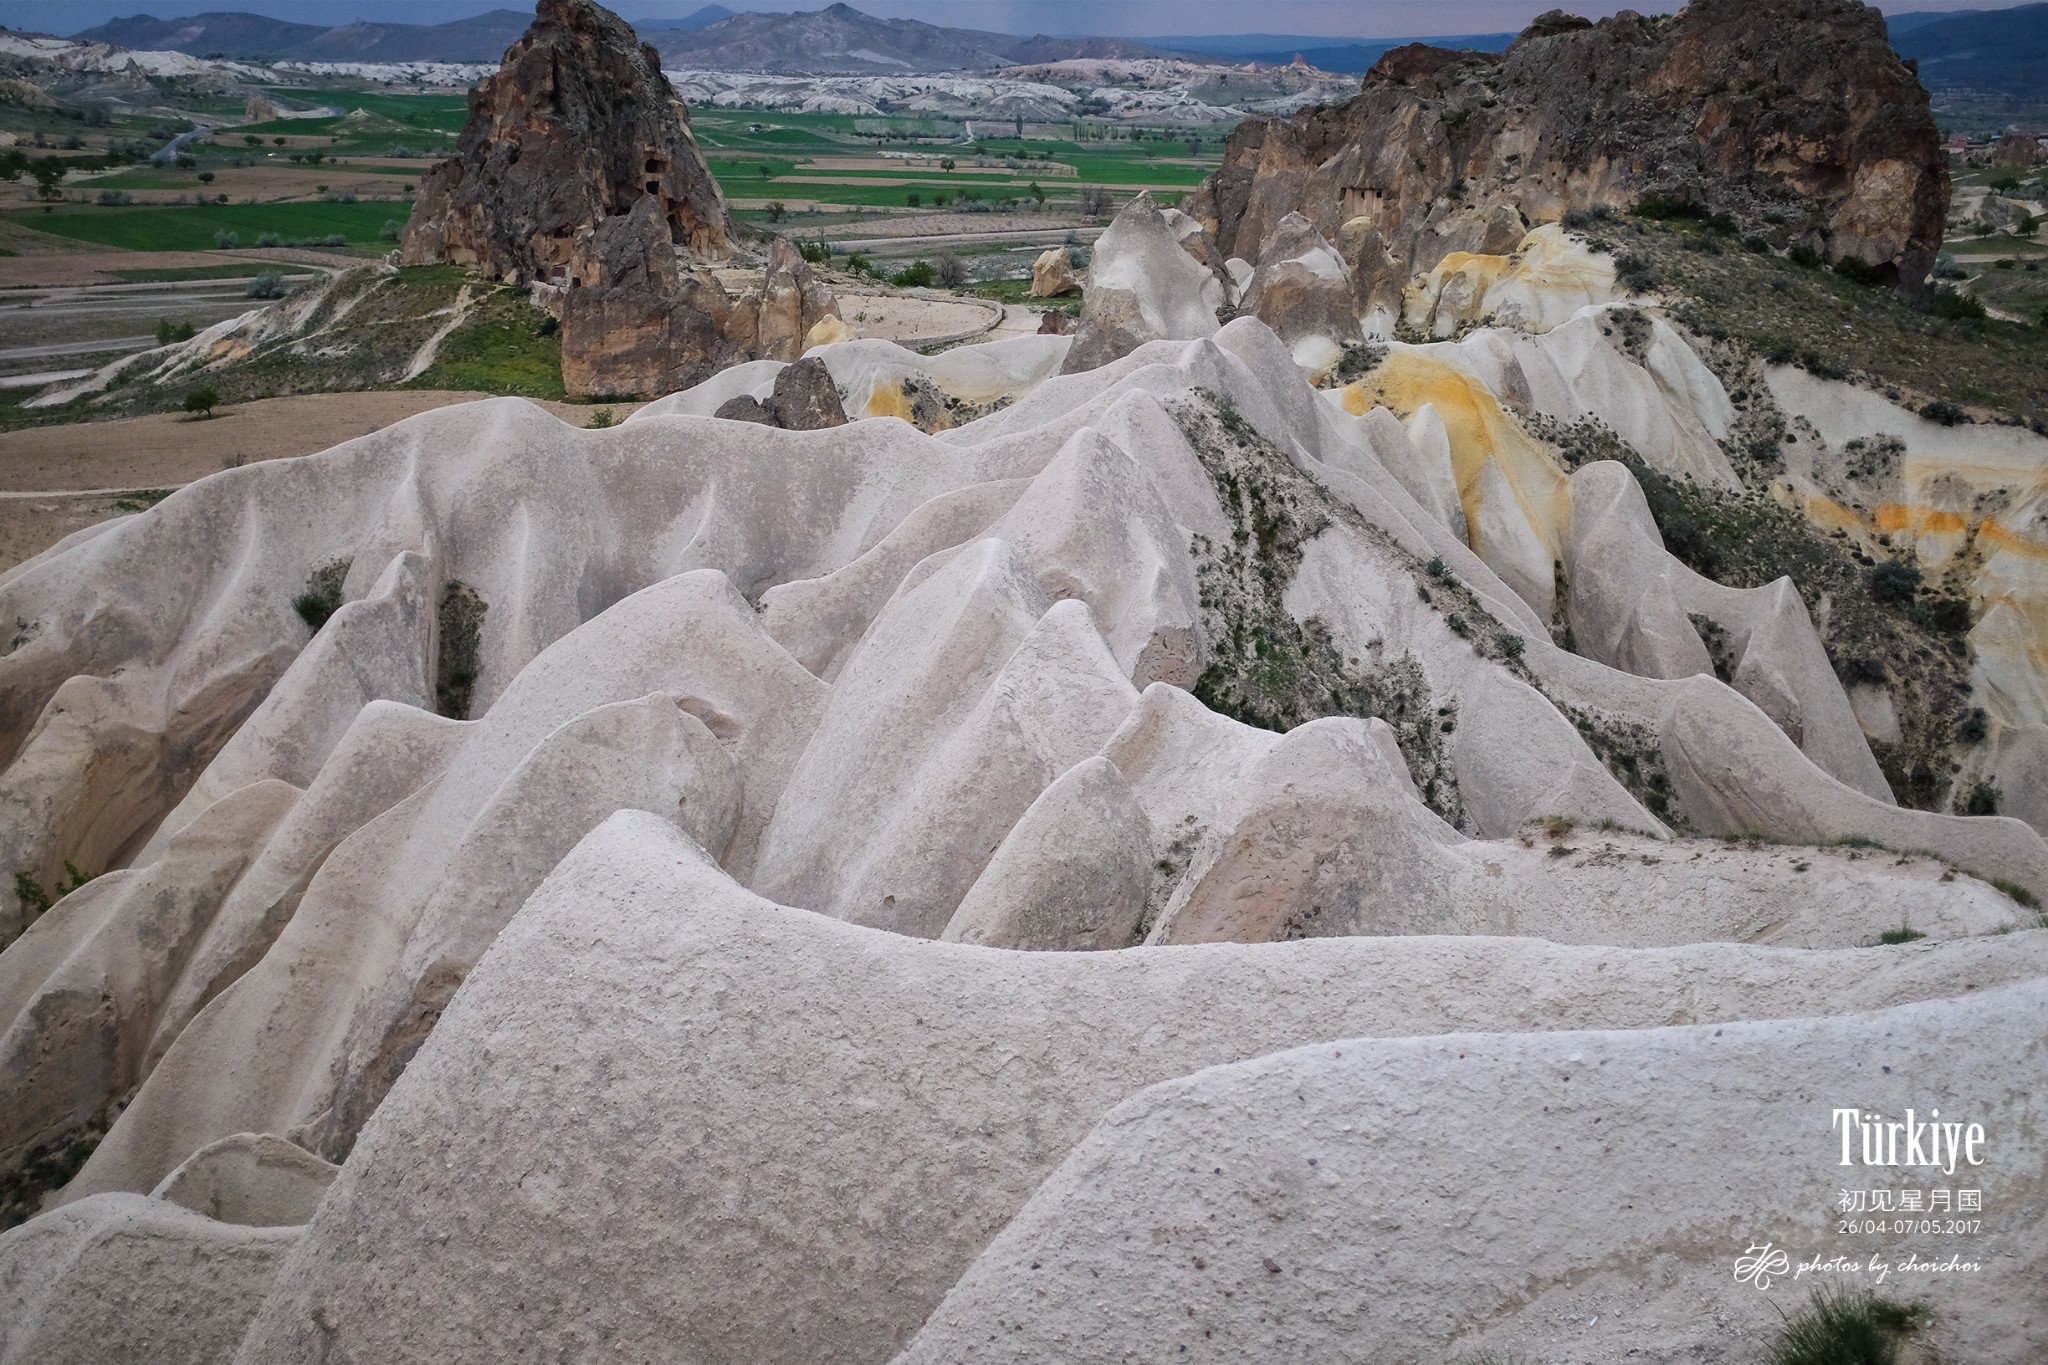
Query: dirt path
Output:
[[0, 389, 645, 571]]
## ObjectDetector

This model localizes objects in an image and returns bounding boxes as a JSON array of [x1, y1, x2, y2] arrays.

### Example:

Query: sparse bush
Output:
[[585, 407, 615, 429], [1633, 192, 1706, 221], [1076, 185, 1111, 216], [1924, 287, 1986, 321], [889, 259, 936, 288], [1962, 778, 2000, 816], [292, 558, 349, 631], [154, 317, 195, 346], [1869, 558, 1922, 605], [1832, 254, 1888, 286], [764, 201, 786, 223], [379, 218, 402, 241], [320, 233, 346, 247], [1879, 924, 1926, 944], [256, 231, 281, 247], [13, 872, 50, 919], [1918, 398, 1969, 426], [798, 238, 831, 264], [96, 188, 132, 206], [1613, 252, 1656, 292], [1768, 1286, 1924, 1365], [1787, 243, 1824, 268], [183, 385, 218, 417], [245, 269, 286, 299], [933, 251, 967, 287], [905, 191, 920, 207], [214, 229, 240, 248]]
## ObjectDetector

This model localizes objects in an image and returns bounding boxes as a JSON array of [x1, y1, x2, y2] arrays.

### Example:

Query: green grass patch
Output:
[[1878, 925, 1926, 944], [111, 263, 320, 283], [1768, 1285, 1925, 1365], [403, 285, 564, 401], [1949, 233, 2048, 256], [1993, 877, 2042, 909], [5, 201, 401, 253], [960, 278, 1080, 309]]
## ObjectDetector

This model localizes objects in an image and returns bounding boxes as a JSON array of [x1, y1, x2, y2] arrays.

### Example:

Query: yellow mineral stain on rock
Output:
[[864, 381, 916, 422], [1403, 225, 1620, 337], [1355, 348, 1571, 561]]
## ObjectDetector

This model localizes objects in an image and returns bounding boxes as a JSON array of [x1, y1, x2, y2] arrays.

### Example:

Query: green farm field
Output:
[[5, 201, 402, 251]]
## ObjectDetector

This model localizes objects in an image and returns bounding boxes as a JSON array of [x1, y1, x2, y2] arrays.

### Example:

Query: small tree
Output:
[[198, 170, 215, 183], [272, 136, 285, 146], [934, 251, 966, 287], [184, 385, 218, 418], [757, 163, 772, 179], [1027, 180, 1044, 205], [940, 156, 956, 173], [379, 219, 402, 242], [30, 156, 66, 201], [764, 201, 786, 223], [214, 229, 240, 248], [243, 133, 261, 146]]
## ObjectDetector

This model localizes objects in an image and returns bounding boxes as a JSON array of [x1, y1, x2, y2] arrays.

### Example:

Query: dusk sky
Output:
[[1, 0, 2024, 40]]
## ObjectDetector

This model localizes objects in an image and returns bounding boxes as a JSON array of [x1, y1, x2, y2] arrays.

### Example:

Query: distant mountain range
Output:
[[73, 8, 536, 62], [639, 3, 1171, 73], [1149, 30, 1515, 73], [64, 2, 2048, 94], [631, 6, 734, 32], [1889, 3, 2048, 95], [73, 2, 1169, 70]]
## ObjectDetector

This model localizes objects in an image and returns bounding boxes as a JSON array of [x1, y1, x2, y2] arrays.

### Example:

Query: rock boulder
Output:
[[1030, 247, 1081, 298]]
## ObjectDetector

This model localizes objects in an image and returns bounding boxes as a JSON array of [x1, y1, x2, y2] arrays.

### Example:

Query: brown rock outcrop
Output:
[[558, 196, 746, 399], [1188, 0, 1950, 298], [712, 356, 849, 430], [1992, 135, 2046, 170], [401, 0, 730, 283]]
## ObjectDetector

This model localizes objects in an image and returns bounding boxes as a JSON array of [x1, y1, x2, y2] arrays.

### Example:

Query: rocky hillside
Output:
[[1189, 0, 1948, 323]]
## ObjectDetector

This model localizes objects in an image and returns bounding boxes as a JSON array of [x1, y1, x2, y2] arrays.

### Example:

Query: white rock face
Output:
[[1062, 191, 1227, 373], [0, 305, 2043, 1362]]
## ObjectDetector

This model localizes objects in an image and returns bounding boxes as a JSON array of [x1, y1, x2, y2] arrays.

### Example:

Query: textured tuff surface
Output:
[[0, 103, 2042, 1360], [400, 0, 729, 281], [1188, 0, 1950, 309]]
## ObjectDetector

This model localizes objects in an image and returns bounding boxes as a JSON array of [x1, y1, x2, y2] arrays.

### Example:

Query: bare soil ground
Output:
[[0, 242, 362, 289], [0, 388, 644, 570], [831, 291, 1004, 344]]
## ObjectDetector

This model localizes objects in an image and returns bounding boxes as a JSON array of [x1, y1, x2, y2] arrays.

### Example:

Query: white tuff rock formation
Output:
[[0, 194, 2043, 1363]]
